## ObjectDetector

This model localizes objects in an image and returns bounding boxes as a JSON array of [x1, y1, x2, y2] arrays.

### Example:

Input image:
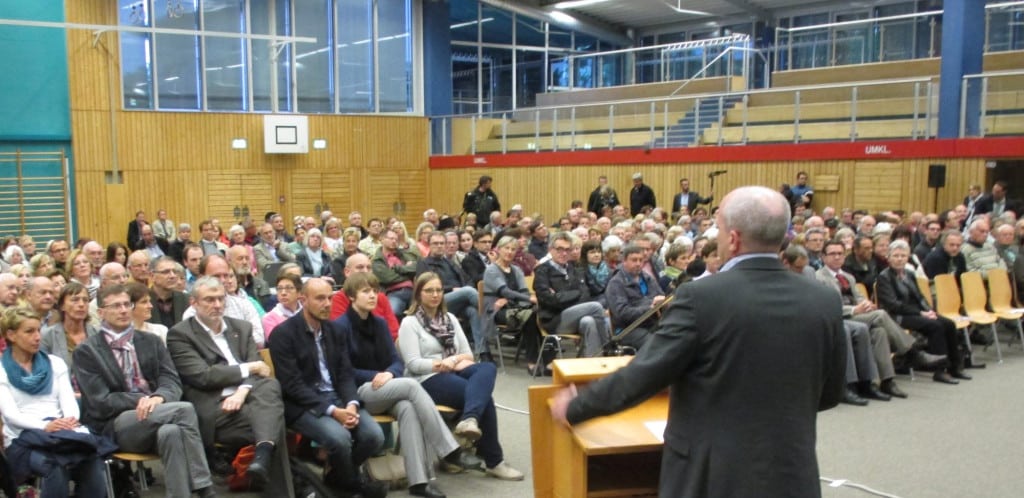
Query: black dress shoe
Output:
[[859, 383, 891, 402], [933, 371, 959, 384], [246, 442, 274, 490], [911, 350, 948, 369], [879, 379, 908, 399], [841, 388, 868, 406], [951, 369, 973, 380], [409, 483, 446, 498], [359, 479, 389, 498]]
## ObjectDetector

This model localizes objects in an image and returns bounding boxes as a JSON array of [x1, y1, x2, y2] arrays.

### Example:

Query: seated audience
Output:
[[262, 273, 303, 342], [398, 272, 524, 482], [330, 254, 399, 339], [605, 243, 666, 351], [372, 228, 420, 318], [416, 233, 485, 361], [127, 281, 167, 343], [40, 282, 97, 381], [295, 228, 334, 281], [483, 236, 540, 374]]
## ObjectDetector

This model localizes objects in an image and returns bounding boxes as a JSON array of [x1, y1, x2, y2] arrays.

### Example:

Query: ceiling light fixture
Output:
[[550, 11, 578, 24], [553, 0, 615, 9], [663, 1, 713, 16]]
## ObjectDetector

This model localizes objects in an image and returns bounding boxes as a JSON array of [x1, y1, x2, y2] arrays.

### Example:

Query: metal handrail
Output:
[[960, 69, 1024, 138], [669, 46, 765, 96]]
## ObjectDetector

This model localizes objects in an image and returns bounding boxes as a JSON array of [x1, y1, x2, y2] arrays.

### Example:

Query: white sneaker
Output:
[[454, 417, 482, 443], [486, 461, 524, 481]]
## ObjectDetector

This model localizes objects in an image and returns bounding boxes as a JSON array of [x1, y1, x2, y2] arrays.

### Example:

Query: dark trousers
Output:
[[29, 450, 107, 498], [899, 314, 961, 367], [420, 362, 503, 467], [291, 408, 384, 490]]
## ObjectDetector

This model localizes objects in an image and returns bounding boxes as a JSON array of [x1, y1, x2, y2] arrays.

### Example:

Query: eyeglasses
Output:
[[422, 288, 444, 295], [552, 246, 572, 253], [276, 285, 297, 292], [102, 302, 134, 311]]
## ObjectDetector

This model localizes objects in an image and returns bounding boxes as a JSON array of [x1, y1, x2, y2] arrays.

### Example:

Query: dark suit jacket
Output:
[[973, 193, 1022, 217], [604, 268, 664, 330], [566, 257, 846, 498], [294, 249, 333, 279], [167, 239, 188, 264], [166, 316, 267, 446], [671, 190, 713, 215], [149, 290, 189, 329], [461, 249, 489, 286], [131, 237, 170, 254], [416, 255, 470, 292], [268, 313, 360, 425], [533, 259, 591, 332], [922, 249, 967, 281], [629, 184, 657, 216], [876, 267, 931, 318], [73, 330, 183, 435], [127, 220, 143, 248]]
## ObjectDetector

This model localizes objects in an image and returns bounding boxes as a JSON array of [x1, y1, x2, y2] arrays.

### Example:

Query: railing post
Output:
[[849, 86, 858, 142], [552, 108, 559, 152], [609, 104, 615, 150], [794, 90, 801, 143], [649, 101, 656, 146], [912, 82, 921, 139], [663, 102, 669, 148], [501, 113, 508, 154], [926, 81, 935, 138], [879, 24, 886, 62], [470, 115, 477, 155], [929, 17, 937, 58], [693, 98, 701, 147], [959, 78, 968, 138], [441, 118, 449, 155], [534, 110, 540, 153], [741, 94, 749, 144], [717, 95, 725, 146], [570, 107, 577, 151], [980, 76, 989, 138]]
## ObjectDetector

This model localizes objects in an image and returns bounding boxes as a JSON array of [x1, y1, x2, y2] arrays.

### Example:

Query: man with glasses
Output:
[[47, 239, 71, 272], [534, 231, 610, 357], [803, 228, 827, 271], [462, 230, 493, 286], [183, 254, 266, 349], [149, 256, 190, 329], [416, 232, 488, 361], [371, 228, 420, 317], [817, 240, 944, 400], [914, 219, 943, 262], [330, 253, 399, 338], [168, 277, 293, 494], [75, 284, 217, 498]]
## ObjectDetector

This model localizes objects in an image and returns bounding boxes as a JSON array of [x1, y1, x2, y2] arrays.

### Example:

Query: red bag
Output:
[[227, 445, 256, 491]]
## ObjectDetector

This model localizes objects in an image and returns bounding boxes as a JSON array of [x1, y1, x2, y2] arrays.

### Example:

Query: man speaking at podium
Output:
[[552, 185, 847, 498]]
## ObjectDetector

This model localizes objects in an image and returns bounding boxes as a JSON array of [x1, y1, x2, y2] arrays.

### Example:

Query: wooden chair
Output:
[[916, 274, 934, 309], [960, 271, 1004, 363], [854, 282, 870, 303], [259, 348, 274, 378], [985, 268, 1024, 349], [104, 452, 160, 497], [933, 274, 985, 364], [532, 314, 582, 378]]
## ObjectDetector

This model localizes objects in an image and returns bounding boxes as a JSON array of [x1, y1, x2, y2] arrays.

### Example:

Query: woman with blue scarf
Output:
[[0, 307, 107, 498]]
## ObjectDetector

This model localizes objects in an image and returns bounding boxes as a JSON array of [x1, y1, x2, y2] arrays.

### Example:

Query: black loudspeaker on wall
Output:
[[928, 164, 947, 188]]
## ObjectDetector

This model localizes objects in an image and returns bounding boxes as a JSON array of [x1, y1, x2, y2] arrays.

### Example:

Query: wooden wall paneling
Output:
[[853, 162, 903, 213]]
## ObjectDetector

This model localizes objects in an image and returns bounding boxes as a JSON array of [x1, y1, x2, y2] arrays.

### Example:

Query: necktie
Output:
[[836, 273, 851, 293]]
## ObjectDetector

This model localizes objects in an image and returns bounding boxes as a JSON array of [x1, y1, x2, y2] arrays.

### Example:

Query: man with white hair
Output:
[[552, 185, 845, 497], [856, 215, 876, 236], [0, 273, 21, 308], [127, 250, 153, 286], [993, 223, 1018, 268], [961, 218, 1006, 279], [83, 240, 105, 276], [423, 209, 439, 228]]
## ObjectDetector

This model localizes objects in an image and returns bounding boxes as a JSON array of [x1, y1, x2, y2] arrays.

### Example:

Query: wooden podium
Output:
[[528, 357, 667, 498]]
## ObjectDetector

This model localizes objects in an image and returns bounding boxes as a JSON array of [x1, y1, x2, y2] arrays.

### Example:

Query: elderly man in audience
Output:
[[605, 243, 665, 351], [877, 240, 972, 383], [856, 215, 877, 236], [960, 219, 1006, 279], [0, 273, 19, 310], [423, 209, 440, 228], [182, 255, 265, 349], [253, 222, 296, 271], [135, 223, 169, 259], [88, 262, 131, 325], [226, 245, 273, 312], [922, 229, 968, 281], [993, 222, 1018, 268], [149, 256, 190, 330], [358, 218, 386, 257], [127, 250, 153, 286], [372, 228, 420, 318], [83, 241, 105, 276], [270, 278, 387, 498], [816, 240, 946, 399], [167, 276, 293, 494], [416, 232, 487, 362], [24, 275, 58, 327], [347, 211, 368, 239], [803, 228, 827, 271], [74, 284, 217, 498], [152, 208, 176, 241], [534, 232, 610, 357]]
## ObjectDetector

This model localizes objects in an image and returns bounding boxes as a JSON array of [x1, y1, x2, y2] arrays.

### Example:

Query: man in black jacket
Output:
[[533, 232, 609, 357], [463, 175, 501, 229], [461, 230, 493, 286], [268, 278, 386, 497], [629, 172, 657, 216]]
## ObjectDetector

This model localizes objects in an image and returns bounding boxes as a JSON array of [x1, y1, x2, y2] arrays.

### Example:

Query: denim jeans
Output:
[[29, 449, 107, 498], [420, 362, 503, 467], [290, 408, 384, 489], [444, 286, 484, 354]]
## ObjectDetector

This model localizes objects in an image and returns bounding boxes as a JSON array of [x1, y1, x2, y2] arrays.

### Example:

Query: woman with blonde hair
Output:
[[415, 222, 435, 258], [64, 249, 98, 299], [30, 254, 56, 277]]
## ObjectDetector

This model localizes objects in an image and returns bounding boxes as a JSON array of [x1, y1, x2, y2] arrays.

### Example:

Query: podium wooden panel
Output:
[[529, 357, 667, 498]]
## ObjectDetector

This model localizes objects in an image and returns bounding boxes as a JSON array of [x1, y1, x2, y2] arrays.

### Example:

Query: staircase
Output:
[[655, 95, 744, 147]]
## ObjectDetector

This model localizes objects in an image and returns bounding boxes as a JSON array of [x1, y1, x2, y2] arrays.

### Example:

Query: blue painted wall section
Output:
[[938, 0, 986, 138]]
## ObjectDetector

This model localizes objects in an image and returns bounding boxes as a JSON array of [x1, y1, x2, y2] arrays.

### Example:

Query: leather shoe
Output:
[[951, 369, 972, 380], [356, 480, 388, 498], [246, 442, 274, 490], [409, 483, 446, 498], [933, 371, 959, 384], [911, 350, 948, 370], [841, 388, 868, 406], [859, 383, 891, 402], [879, 379, 908, 399]]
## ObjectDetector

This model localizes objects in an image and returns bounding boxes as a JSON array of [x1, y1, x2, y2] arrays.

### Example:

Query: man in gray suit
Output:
[[552, 186, 846, 498], [167, 277, 293, 496], [74, 284, 216, 498]]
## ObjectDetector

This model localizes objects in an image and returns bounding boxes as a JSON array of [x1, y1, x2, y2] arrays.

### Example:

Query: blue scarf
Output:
[[588, 261, 610, 286], [1, 348, 53, 395]]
